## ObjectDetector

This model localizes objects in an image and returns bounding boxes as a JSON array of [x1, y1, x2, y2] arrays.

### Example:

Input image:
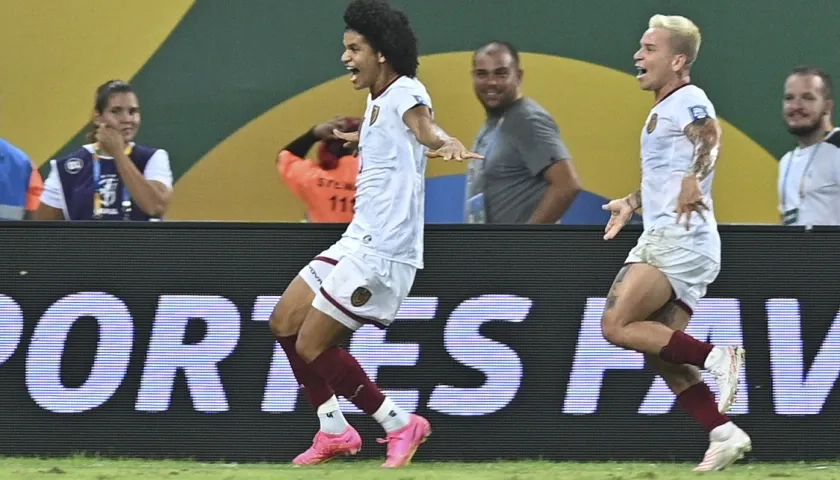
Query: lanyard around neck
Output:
[[781, 142, 821, 209], [92, 144, 133, 220]]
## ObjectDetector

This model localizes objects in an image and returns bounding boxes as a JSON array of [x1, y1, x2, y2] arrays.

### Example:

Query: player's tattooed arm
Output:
[[684, 116, 721, 181], [623, 189, 642, 211]]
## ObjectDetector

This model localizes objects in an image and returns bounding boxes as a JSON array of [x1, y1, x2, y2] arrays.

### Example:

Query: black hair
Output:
[[788, 65, 834, 101], [473, 41, 521, 68], [344, 0, 419, 78], [86, 80, 137, 143]]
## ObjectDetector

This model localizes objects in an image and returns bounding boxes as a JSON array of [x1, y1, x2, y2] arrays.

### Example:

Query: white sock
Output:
[[372, 397, 410, 433], [316, 396, 349, 435], [704, 346, 726, 370]]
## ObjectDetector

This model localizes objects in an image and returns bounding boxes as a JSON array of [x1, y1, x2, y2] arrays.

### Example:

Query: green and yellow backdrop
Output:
[[3, 0, 837, 223]]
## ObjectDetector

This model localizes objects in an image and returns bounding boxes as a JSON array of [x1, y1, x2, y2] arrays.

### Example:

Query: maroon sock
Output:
[[308, 346, 386, 416], [275, 335, 335, 408], [659, 330, 714, 368], [677, 382, 730, 432]]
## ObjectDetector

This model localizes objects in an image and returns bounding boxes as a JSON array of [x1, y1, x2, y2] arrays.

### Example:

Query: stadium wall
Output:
[[1, 222, 838, 462]]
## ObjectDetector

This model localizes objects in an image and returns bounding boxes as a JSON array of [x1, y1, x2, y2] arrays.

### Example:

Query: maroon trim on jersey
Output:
[[319, 287, 387, 329], [313, 256, 338, 266], [656, 82, 692, 105], [371, 75, 402, 100]]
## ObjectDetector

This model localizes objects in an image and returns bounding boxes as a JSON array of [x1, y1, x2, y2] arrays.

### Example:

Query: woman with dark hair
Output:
[[37, 80, 173, 220]]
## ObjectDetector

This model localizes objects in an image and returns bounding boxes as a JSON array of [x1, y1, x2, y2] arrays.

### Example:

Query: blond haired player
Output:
[[599, 15, 752, 471]]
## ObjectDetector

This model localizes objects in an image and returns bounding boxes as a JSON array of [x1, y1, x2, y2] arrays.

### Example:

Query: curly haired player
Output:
[[267, 0, 480, 468]]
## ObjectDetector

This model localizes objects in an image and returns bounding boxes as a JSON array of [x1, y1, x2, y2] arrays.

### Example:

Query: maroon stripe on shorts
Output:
[[319, 287, 386, 330], [313, 256, 338, 266], [673, 299, 693, 316]]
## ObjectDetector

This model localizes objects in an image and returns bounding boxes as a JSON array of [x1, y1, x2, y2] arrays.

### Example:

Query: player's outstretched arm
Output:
[[684, 116, 721, 181], [402, 106, 482, 161]]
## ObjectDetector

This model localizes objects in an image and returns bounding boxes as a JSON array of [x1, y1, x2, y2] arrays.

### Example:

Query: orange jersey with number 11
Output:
[[277, 150, 359, 223]]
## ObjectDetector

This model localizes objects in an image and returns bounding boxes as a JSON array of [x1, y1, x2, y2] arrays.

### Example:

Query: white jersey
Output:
[[777, 128, 840, 227], [340, 76, 431, 269], [640, 84, 719, 258]]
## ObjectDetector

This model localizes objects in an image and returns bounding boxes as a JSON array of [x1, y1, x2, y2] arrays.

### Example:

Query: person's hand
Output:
[[602, 198, 635, 240], [675, 174, 708, 230], [332, 129, 360, 148], [425, 138, 483, 161], [94, 124, 125, 157], [315, 116, 354, 139]]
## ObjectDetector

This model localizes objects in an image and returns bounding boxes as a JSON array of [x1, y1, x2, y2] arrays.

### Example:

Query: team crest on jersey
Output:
[[370, 105, 380, 125], [350, 287, 372, 307], [646, 113, 658, 134]]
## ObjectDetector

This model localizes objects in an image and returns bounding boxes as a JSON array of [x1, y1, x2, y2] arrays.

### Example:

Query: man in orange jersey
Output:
[[277, 116, 360, 223]]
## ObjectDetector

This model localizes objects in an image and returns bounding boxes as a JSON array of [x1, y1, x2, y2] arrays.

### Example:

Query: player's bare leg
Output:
[[269, 277, 359, 465], [600, 263, 744, 412], [644, 303, 751, 471], [297, 308, 431, 468]]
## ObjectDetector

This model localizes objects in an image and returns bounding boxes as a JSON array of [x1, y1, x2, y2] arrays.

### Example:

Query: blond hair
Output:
[[649, 14, 701, 68]]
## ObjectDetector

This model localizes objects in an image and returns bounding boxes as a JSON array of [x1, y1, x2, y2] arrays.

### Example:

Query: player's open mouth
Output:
[[347, 66, 360, 82], [636, 67, 647, 78]]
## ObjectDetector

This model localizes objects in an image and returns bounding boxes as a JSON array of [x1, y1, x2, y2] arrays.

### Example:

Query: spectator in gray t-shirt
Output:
[[465, 41, 581, 224]]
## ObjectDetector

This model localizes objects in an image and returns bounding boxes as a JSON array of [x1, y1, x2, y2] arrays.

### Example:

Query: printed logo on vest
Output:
[[65, 158, 83, 174]]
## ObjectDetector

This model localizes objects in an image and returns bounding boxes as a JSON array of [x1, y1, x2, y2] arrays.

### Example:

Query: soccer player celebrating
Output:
[[266, 0, 480, 468], [599, 15, 751, 471]]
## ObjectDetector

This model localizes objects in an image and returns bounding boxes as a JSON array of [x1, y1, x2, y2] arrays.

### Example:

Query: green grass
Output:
[[0, 456, 838, 480]]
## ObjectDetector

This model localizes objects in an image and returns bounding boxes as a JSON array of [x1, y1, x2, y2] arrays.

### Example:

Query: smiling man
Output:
[[465, 41, 581, 224], [777, 65, 840, 226]]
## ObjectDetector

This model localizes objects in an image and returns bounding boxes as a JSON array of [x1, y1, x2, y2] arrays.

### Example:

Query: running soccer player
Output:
[[599, 15, 752, 471], [267, 0, 479, 469]]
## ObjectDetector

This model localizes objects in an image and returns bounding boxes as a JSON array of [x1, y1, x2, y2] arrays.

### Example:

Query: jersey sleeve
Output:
[[833, 150, 840, 187], [143, 149, 174, 190], [510, 109, 572, 176], [393, 85, 433, 120], [40, 160, 65, 209], [673, 90, 717, 131]]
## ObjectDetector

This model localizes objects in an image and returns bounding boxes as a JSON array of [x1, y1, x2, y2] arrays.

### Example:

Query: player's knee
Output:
[[270, 278, 314, 337], [600, 312, 627, 347], [269, 300, 306, 338], [294, 327, 326, 364]]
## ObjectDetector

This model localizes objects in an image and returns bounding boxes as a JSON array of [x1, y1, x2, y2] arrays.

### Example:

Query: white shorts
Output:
[[624, 227, 721, 313], [298, 241, 417, 331]]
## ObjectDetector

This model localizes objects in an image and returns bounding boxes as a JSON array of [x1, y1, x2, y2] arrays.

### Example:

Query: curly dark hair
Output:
[[343, 0, 419, 78]]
